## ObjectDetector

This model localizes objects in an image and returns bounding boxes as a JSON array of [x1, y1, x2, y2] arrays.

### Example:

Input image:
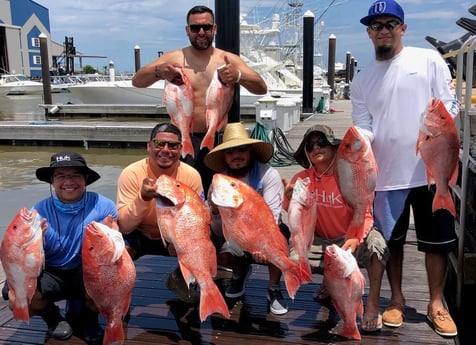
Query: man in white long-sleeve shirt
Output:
[[351, 0, 459, 338]]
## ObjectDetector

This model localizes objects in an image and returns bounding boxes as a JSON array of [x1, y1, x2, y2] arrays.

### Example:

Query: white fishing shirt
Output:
[[351, 46, 459, 191]]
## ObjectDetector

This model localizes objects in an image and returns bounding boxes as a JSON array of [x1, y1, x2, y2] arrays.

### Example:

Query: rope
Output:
[[250, 122, 297, 167]]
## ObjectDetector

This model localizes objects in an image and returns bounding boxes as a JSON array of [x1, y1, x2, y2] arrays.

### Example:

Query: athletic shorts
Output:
[[123, 229, 169, 260], [388, 185, 457, 253]]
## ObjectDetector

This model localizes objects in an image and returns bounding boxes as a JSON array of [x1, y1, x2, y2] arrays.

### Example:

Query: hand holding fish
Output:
[[341, 238, 359, 253], [140, 177, 158, 201], [217, 55, 241, 84], [155, 62, 184, 84], [282, 178, 294, 200]]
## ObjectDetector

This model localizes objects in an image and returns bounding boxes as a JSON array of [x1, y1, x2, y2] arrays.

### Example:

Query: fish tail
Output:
[[12, 304, 30, 324], [200, 131, 215, 151], [342, 321, 361, 340], [298, 257, 312, 281], [283, 261, 311, 299], [199, 283, 230, 321], [103, 320, 125, 345], [181, 138, 195, 159], [433, 192, 456, 217]]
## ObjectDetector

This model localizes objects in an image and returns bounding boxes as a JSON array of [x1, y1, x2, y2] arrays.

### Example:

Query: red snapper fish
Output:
[[288, 177, 317, 279], [82, 221, 136, 345], [0, 208, 44, 324], [200, 66, 234, 151], [155, 175, 230, 321], [323, 244, 365, 340], [336, 126, 378, 242], [210, 174, 312, 299], [416, 98, 459, 216], [163, 66, 195, 158]]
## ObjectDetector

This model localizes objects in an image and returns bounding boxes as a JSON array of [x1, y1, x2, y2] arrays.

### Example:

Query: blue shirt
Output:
[[34, 191, 118, 270]]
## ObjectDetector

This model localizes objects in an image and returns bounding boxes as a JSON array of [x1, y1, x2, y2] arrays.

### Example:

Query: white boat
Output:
[[68, 78, 165, 105], [0, 73, 43, 96]]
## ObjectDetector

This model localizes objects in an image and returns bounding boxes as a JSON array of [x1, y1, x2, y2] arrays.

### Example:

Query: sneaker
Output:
[[267, 286, 289, 315], [166, 267, 199, 304], [225, 264, 252, 298], [382, 301, 405, 327], [41, 304, 73, 340], [427, 308, 458, 337]]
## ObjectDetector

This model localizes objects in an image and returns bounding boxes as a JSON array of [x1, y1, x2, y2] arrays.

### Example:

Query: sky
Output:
[[35, 0, 474, 73]]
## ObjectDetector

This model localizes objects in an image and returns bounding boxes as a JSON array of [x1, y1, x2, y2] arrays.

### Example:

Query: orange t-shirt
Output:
[[283, 168, 373, 241]]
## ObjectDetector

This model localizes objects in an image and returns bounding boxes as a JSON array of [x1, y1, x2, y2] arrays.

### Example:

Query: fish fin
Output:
[[199, 283, 230, 321], [449, 163, 459, 187], [342, 322, 361, 340], [432, 192, 456, 217], [283, 260, 311, 299], [178, 264, 196, 287], [12, 303, 30, 324], [299, 257, 312, 281], [200, 131, 215, 151], [103, 319, 125, 345], [181, 139, 195, 159]]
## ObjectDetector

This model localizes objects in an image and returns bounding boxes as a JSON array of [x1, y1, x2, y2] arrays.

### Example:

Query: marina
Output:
[[0, 99, 470, 344]]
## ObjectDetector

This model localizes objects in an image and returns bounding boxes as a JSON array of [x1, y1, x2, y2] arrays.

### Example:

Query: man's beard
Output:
[[228, 163, 252, 178], [190, 35, 214, 50], [376, 44, 394, 60]]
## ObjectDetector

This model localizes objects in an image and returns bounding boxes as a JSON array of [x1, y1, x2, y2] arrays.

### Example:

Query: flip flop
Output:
[[362, 313, 383, 332]]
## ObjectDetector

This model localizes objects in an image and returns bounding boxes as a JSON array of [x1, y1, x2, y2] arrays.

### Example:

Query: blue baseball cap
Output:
[[360, 0, 404, 26]]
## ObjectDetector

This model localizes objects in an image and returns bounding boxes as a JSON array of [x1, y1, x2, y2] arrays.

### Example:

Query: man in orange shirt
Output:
[[283, 125, 388, 332]]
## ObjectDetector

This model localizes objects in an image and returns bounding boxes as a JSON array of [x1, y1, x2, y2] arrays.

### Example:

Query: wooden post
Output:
[[39, 33, 52, 118], [302, 10, 314, 114], [134, 45, 141, 72], [327, 34, 336, 100]]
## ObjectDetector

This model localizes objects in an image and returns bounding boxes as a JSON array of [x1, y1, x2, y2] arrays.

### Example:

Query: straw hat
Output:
[[294, 124, 341, 168], [204, 122, 274, 172], [36, 151, 100, 185]]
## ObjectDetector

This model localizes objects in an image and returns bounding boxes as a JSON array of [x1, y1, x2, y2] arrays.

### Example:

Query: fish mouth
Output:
[[155, 195, 176, 208], [419, 111, 433, 136]]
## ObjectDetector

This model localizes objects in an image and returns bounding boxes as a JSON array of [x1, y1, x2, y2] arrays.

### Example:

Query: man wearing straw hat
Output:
[[204, 122, 290, 315]]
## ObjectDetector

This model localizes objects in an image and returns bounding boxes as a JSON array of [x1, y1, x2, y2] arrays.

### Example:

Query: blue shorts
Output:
[[386, 186, 457, 253]]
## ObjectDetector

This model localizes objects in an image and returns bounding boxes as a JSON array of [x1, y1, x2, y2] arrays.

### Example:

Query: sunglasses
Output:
[[151, 139, 181, 150], [53, 173, 84, 182], [368, 20, 402, 32], [305, 138, 330, 151], [189, 24, 214, 33], [224, 145, 249, 154]]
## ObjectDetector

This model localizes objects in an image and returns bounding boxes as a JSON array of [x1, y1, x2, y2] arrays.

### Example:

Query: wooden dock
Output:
[[0, 99, 468, 344]]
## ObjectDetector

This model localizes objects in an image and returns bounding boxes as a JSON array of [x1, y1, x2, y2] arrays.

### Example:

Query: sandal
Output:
[[312, 286, 331, 302], [362, 313, 383, 332]]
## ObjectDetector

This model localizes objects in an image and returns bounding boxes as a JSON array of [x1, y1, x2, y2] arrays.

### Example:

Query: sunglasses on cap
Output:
[[224, 145, 249, 154], [151, 139, 181, 150], [189, 24, 214, 33], [368, 20, 402, 32], [305, 138, 331, 151]]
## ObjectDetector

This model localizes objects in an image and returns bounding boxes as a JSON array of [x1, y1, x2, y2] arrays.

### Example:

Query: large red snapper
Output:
[[0, 208, 44, 324], [210, 173, 312, 299], [336, 126, 377, 242], [416, 98, 459, 216], [82, 221, 136, 345], [163, 66, 195, 159], [288, 177, 317, 278], [155, 174, 230, 322], [200, 67, 234, 151], [323, 244, 365, 340]]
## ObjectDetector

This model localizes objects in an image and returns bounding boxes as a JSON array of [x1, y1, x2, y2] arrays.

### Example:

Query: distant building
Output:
[[0, 0, 91, 78]]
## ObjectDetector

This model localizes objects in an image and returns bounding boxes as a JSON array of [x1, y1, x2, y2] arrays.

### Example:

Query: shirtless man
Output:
[[132, 5, 267, 193]]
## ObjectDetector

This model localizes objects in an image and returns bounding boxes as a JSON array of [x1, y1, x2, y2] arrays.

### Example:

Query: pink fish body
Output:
[[210, 173, 312, 299], [155, 175, 230, 321], [82, 222, 136, 345], [416, 98, 459, 216], [335, 126, 378, 242], [163, 66, 195, 158], [288, 177, 317, 278], [200, 68, 234, 151], [324, 244, 365, 340], [0, 208, 44, 324]]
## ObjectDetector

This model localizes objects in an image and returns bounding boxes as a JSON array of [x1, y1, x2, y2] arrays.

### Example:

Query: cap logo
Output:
[[371, 1, 387, 15], [55, 154, 72, 162]]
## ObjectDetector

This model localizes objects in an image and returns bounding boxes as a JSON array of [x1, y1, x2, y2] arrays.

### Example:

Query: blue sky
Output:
[[36, 0, 473, 73]]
